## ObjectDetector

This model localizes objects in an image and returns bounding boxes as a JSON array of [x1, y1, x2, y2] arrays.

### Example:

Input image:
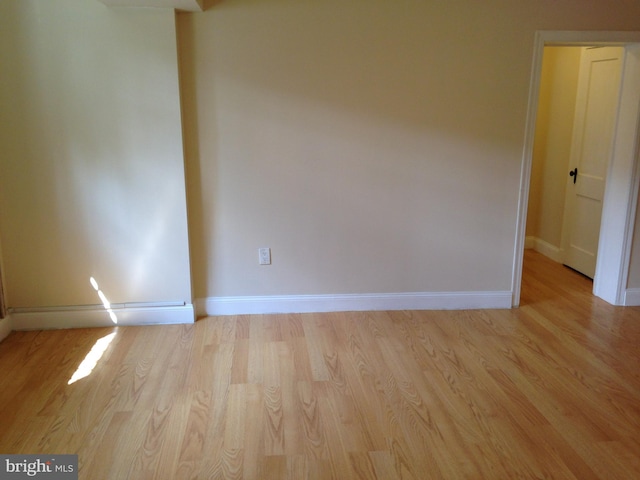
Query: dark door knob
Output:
[[569, 167, 578, 184]]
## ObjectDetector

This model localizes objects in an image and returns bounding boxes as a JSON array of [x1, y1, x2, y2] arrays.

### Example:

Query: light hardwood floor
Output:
[[1, 250, 639, 479]]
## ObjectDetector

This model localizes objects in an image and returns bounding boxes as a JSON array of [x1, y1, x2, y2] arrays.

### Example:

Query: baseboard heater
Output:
[[7, 301, 194, 329], [8, 301, 186, 314]]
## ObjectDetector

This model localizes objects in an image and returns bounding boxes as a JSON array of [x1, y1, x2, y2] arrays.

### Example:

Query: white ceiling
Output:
[[97, 0, 204, 12]]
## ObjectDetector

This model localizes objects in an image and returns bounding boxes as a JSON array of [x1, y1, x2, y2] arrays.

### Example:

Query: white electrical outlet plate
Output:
[[258, 247, 271, 265]]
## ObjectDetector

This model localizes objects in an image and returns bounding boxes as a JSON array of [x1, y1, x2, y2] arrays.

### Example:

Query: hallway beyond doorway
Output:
[[521, 248, 594, 306]]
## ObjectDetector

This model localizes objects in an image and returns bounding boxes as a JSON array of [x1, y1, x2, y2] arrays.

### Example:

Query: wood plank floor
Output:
[[1, 250, 639, 479]]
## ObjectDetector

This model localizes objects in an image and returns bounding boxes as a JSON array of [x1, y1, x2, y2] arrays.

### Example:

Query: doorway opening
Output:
[[525, 45, 620, 299], [513, 31, 640, 307]]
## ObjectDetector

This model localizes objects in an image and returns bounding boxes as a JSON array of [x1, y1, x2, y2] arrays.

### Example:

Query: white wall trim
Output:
[[512, 31, 546, 307], [9, 303, 194, 331], [623, 288, 640, 306], [195, 291, 512, 316], [0, 316, 12, 342]]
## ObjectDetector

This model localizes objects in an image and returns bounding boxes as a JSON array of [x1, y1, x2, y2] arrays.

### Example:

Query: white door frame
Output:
[[513, 31, 640, 307]]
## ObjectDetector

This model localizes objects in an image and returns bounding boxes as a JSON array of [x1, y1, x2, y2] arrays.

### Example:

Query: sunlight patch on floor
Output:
[[68, 332, 116, 385]]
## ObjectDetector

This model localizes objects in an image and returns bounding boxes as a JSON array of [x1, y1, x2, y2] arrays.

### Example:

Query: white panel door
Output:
[[562, 47, 623, 278]]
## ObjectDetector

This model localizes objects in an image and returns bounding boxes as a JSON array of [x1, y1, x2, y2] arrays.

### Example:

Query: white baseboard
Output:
[[9, 303, 194, 331], [527, 236, 563, 263], [195, 291, 513, 316], [0, 316, 12, 342], [624, 288, 640, 306]]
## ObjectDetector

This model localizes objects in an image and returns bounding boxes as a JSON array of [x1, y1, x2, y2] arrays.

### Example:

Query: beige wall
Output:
[[0, 0, 192, 308], [2, 0, 640, 311], [179, 1, 528, 297], [179, 0, 640, 299], [526, 47, 582, 248]]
